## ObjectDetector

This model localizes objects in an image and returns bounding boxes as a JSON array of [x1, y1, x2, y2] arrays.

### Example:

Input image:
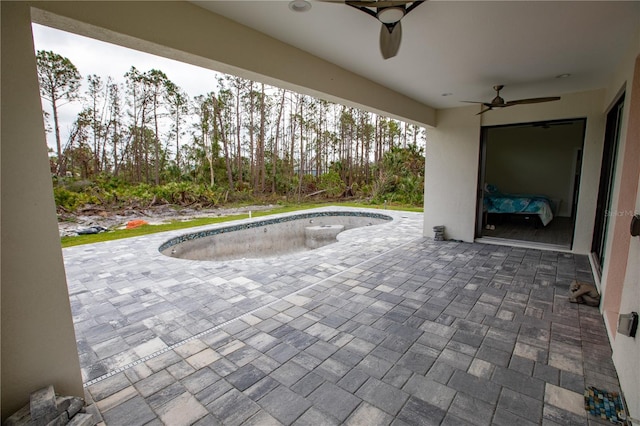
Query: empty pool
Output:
[[159, 211, 392, 261]]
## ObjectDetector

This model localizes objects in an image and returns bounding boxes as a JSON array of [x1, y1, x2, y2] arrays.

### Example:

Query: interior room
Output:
[[478, 119, 586, 249]]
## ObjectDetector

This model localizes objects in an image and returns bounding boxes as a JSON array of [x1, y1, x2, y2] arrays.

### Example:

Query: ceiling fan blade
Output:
[[461, 101, 490, 105], [463, 85, 561, 114], [506, 96, 561, 106], [380, 21, 402, 59]]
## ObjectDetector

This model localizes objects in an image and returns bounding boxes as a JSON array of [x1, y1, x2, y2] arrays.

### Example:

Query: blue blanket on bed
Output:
[[484, 194, 554, 226]]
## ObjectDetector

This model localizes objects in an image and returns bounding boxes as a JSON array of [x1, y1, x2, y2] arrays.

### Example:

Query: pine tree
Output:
[[36, 50, 82, 175]]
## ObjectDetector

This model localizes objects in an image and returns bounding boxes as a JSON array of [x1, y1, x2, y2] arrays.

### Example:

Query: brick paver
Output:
[[65, 208, 620, 425]]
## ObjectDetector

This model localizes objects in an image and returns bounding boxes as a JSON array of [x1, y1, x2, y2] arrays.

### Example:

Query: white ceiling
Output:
[[192, 1, 639, 110]]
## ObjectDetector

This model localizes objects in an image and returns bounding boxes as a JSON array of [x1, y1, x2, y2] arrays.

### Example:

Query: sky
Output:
[[32, 23, 225, 150]]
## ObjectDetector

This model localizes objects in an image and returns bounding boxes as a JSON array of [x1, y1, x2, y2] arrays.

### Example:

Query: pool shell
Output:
[[159, 211, 392, 261]]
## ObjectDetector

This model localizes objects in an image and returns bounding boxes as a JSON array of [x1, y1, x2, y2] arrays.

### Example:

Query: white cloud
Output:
[[32, 23, 221, 96], [32, 23, 223, 149]]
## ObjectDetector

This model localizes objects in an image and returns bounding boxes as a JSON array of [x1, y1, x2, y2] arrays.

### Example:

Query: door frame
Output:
[[591, 93, 626, 276], [475, 118, 587, 248]]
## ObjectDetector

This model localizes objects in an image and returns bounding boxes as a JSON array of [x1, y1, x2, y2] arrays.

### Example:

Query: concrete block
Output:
[[65, 397, 85, 419], [30, 386, 57, 421], [66, 413, 95, 426], [3, 403, 31, 426], [44, 411, 68, 426]]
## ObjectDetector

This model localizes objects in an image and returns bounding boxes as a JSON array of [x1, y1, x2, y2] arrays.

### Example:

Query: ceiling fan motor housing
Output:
[[346, 0, 425, 59], [377, 7, 405, 24], [490, 95, 506, 107]]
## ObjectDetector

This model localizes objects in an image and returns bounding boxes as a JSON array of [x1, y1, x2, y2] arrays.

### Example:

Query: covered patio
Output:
[[2, 1, 639, 424], [62, 208, 618, 425]]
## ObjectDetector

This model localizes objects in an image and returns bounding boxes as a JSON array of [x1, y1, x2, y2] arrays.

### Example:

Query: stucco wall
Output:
[[426, 90, 605, 251], [425, 29, 640, 420], [602, 32, 640, 419], [480, 90, 606, 254], [1, 2, 84, 419], [423, 106, 481, 242]]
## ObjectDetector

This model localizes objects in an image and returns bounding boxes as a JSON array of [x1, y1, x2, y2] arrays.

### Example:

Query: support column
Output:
[[1, 2, 84, 420]]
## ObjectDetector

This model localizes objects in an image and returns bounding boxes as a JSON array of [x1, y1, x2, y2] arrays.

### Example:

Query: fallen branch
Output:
[[305, 189, 327, 198]]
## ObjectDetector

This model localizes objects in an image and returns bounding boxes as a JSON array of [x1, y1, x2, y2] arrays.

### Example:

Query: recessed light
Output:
[[441, 93, 453, 97], [289, 0, 311, 12], [556, 73, 571, 79]]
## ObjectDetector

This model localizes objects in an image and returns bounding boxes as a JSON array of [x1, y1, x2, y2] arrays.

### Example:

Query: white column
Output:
[[1, 2, 83, 419]]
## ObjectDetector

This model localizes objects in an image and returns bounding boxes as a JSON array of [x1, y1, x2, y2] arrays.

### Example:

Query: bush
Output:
[[318, 171, 344, 197], [53, 187, 95, 211]]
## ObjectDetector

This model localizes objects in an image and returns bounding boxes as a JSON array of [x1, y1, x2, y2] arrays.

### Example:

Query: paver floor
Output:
[[62, 207, 621, 425]]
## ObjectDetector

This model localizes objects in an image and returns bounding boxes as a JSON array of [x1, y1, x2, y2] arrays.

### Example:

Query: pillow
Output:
[[484, 183, 499, 194]]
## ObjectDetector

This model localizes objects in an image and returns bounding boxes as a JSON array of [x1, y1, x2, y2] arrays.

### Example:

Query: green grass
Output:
[[60, 201, 423, 248]]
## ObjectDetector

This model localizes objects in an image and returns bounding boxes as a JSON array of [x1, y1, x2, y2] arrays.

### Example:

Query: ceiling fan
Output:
[[463, 85, 561, 115], [345, 1, 425, 59]]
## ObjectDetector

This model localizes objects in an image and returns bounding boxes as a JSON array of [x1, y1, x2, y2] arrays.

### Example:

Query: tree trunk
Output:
[[175, 108, 180, 173], [258, 83, 266, 192], [298, 96, 304, 200], [235, 81, 243, 184], [153, 95, 160, 185], [142, 107, 149, 184], [248, 81, 255, 189], [50, 95, 64, 176], [272, 89, 286, 193], [290, 95, 296, 186], [112, 117, 119, 177], [213, 94, 234, 191]]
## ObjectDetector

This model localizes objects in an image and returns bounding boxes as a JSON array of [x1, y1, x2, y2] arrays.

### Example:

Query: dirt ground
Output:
[[57, 204, 276, 237]]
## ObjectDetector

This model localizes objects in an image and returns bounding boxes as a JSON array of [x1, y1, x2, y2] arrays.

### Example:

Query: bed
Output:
[[483, 185, 554, 227]]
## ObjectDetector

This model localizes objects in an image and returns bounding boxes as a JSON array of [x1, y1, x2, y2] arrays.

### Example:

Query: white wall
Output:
[[617, 176, 640, 423], [484, 123, 585, 217], [1, 2, 84, 419], [425, 80, 640, 419], [426, 90, 605, 251], [423, 106, 481, 242], [602, 27, 640, 421], [479, 90, 606, 253]]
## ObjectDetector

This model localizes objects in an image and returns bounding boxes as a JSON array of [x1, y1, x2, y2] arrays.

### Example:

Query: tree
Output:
[[36, 50, 82, 175], [145, 69, 169, 185], [257, 83, 267, 192], [125, 66, 153, 183], [271, 89, 286, 193], [165, 80, 189, 174], [107, 82, 124, 177], [211, 91, 235, 191], [35, 49, 430, 206]]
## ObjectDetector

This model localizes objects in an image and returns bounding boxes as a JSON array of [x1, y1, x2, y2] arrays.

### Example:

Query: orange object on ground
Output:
[[126, 219, 148, 229]]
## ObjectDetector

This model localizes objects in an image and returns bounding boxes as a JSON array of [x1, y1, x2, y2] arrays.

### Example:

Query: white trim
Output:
[[474, 236, 572, 253], [588, 251, 603, 293]]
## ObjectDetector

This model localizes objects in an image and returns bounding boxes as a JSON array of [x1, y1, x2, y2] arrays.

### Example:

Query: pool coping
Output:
[[158, 209, 394, 253]]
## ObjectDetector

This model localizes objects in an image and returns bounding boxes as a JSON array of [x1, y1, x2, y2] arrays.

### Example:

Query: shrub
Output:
[[53, 187, 95, 211], [318, 171, 344, 197]]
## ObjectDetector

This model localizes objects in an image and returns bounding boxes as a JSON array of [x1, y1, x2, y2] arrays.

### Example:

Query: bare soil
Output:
[[57, 204, 276, 237]]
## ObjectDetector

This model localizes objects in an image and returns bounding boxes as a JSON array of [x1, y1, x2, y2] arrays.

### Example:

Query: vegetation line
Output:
[[39, 49, 426, 209]]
